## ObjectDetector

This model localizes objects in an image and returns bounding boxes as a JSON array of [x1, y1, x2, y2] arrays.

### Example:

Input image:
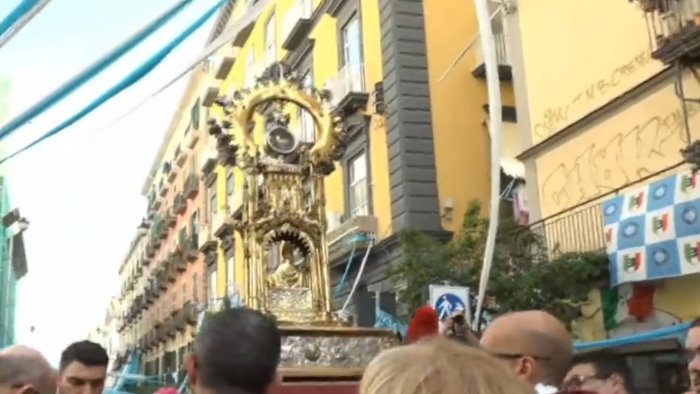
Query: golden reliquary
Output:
[[208, 63, 397, 378]]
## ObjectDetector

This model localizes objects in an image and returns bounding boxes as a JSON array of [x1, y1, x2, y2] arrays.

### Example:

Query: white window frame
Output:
[[208, 269, 218, 305], [265, 13, 277, 66], [246, 50, 257, 87], [299, 71, 315, 142], [226, 171, 235, 208], [226, 255, 235, 294], [348, 152, 369, 217]]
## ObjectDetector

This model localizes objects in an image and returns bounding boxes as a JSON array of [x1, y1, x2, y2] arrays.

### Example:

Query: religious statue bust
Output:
[[266, 242, 309, 289]]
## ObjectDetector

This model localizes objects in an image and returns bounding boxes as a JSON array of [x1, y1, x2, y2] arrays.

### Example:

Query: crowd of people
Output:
[[1, 306, 699, 394]]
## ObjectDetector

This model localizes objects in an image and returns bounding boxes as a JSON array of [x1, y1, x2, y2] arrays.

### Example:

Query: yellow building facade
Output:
[[198, 0, 520, 322], [507, 0, 700, 341], [117, 0, 521, 370]]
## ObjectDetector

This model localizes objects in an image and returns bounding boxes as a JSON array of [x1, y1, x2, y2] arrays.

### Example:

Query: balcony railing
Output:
[[528, 203, 605, 258], [184, 174, 200, 199], [326, 63, 368, 114], [641, 0, 700, 63], [472, 31, 512, 80]]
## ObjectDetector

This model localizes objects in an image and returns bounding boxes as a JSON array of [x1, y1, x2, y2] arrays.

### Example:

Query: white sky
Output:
[[0, 0, 217, 365]]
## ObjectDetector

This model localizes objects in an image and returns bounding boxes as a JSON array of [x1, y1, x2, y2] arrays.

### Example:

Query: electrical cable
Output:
[[0, 0, 51, 52], [0, 0, 227, 166], [0, 0, 40, 39], [0, 0, 197, 142], [116, 0, 273, 121]]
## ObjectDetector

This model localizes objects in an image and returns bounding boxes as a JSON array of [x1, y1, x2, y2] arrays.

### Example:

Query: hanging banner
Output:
[[603, 168, 700, 286]]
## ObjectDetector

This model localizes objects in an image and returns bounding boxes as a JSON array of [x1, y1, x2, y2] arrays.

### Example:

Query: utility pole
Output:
[[473, 0, 504, 328]]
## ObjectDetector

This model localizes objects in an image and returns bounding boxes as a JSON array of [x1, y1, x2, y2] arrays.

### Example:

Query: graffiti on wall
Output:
[[539, 101, 700, 215], [532, 50, 654, 141]]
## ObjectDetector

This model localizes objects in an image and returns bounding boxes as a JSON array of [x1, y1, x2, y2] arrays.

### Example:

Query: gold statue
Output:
[[209, 62, 396, 379], [266, 242, 309, 288]]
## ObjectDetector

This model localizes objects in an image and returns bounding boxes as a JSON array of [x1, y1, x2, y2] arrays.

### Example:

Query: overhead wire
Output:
[[0, 0, 51, 51], [0, 0, 40, 39], [0, 0, 197, 142], [91, 0, 274, 133], [0, 0, 228, 166]]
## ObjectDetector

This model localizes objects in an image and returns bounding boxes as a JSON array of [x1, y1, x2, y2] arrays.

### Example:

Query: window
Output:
[[226, 255, 235, 294], [348, 152, 369, 217], [182, 283, 187, 305], [191, 98, 201, 130], [341, 15, 363, 67], [265, 13, 277, 66], [299, 71, 315, 143], [246, 50, 257, 87], [226, 171, 235, 208], [208, 183, 217, 221], [340, 14, 365, 90], [191, 210, 199, 242], [208, 269, 218, 305], [192, 273, 198, 303]]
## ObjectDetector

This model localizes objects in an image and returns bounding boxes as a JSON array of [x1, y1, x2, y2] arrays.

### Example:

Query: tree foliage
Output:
[[389, 200, 609, 327]]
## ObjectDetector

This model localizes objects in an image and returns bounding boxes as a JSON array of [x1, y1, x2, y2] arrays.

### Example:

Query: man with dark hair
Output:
[[480, 310, 573, 393], [58, 340, 109, 394], [686, 318, 700, 393], [561, 352, 633, 394], [186, 308, 282, 394], [0, 345, 56, 394]]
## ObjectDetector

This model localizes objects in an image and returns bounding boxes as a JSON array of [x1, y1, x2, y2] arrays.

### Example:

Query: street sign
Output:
[[429, 285, 471, 324]]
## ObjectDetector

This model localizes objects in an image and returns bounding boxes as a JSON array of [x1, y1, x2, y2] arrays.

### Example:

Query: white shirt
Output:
[[535, 383, 558, 394]]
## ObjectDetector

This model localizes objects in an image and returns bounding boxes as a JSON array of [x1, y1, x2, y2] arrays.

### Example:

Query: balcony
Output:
[[282, 0, 313, 51], [153, 195, 165, 210], [326, 63, 369, 115], [472, 30, 512, 80], [202, 86, 219, 108], [167, 162, 178, 183], [172, 252, 187, 273], [183, 301, 198, 325], [175, 145, 189, 168], [184, 231, 199, 262], [172, 194, 186, 215], [641, 0, 700, 63], [166, 259, 177, 282], [156, 268, 168, 290], [164, 209, 176, 229], [213, 51, 238, 80], [528, 203, 605, 258], [200, 137, 218, 177], [159, 180, 168, 197], [327, 215, 378, 265], [184, 174, 200, 199]]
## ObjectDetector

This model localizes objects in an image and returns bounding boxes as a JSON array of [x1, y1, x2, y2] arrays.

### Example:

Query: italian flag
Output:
[[601, 282, 655, 330]]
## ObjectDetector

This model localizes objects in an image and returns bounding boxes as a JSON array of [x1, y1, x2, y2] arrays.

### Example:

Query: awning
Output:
[[574, 322, 690, 353]]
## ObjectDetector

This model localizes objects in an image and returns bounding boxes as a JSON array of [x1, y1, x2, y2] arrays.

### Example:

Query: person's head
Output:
[[686, 318, 700, 391], [361, 336, 535, 394], [480, 310, 573, 388], [0, 346, 56, 394], [58, 341, 109, 394], [186, 308, 281, 394], [561, 352, 632, 394]]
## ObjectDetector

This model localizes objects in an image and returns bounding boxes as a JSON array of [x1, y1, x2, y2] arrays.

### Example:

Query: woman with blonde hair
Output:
[[361, 337, 536, 394]]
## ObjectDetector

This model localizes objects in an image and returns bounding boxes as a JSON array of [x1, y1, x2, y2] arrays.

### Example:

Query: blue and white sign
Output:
[[429, 285, 471, 324]]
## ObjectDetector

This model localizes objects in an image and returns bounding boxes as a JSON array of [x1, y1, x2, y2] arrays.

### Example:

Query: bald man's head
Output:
[[0, 346, 56, 394], [480, 310, 573, 387]]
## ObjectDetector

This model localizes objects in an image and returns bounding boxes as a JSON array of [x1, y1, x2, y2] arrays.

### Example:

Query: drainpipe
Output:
[[472, 0, 503, 329]]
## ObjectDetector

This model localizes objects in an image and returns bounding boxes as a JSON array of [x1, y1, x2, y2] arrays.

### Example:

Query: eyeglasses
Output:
[[560, 374, 609, 393], [488, 352, 551, 361]]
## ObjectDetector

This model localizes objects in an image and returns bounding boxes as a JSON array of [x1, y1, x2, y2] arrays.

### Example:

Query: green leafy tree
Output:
[[389, 200, 609, 327]]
